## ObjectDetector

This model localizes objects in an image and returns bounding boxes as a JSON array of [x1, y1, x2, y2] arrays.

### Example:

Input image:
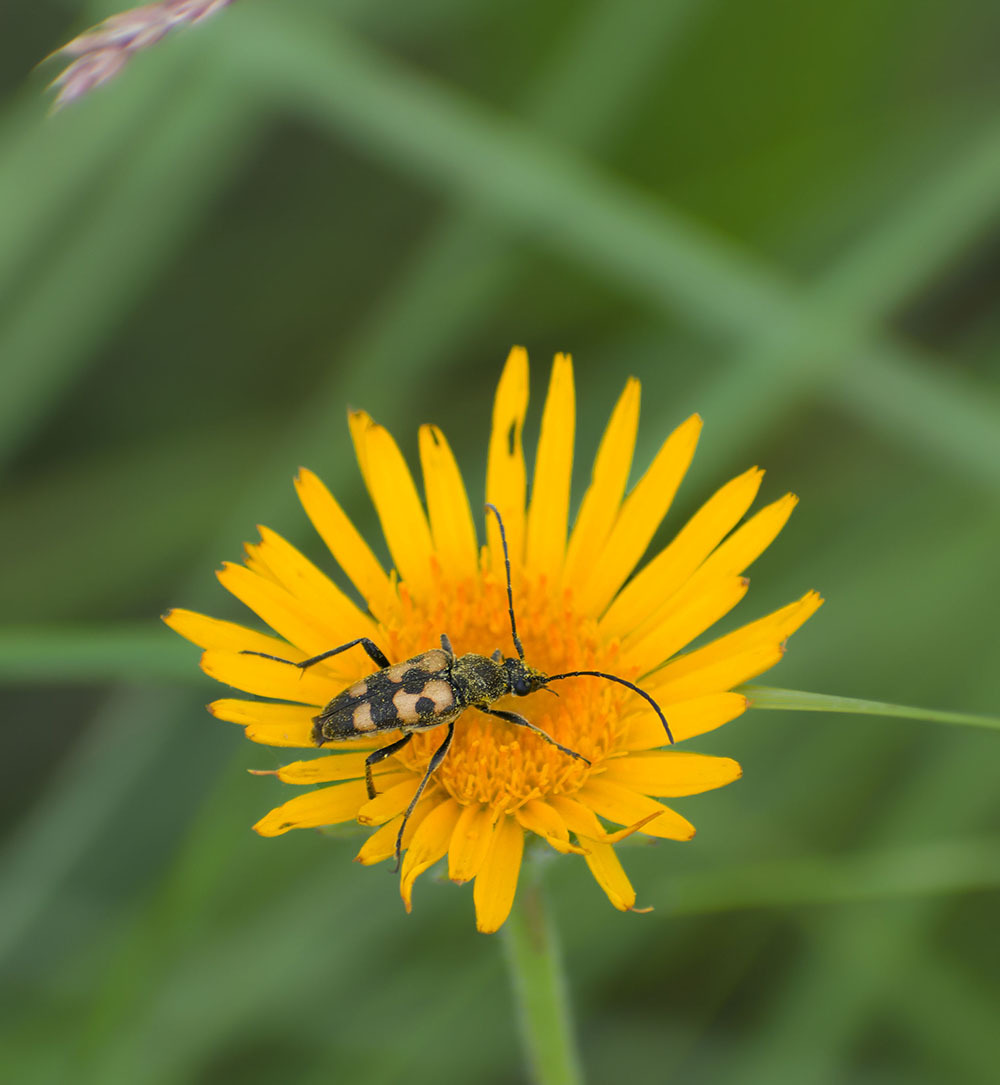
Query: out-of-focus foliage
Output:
[[2, 1, 999, 1082]]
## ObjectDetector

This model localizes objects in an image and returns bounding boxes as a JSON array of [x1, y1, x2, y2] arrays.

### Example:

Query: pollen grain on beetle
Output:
[[165, 347, 822, 933]]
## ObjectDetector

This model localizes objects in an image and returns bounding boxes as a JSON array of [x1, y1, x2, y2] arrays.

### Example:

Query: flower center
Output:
[[379, 563, 634, 811]]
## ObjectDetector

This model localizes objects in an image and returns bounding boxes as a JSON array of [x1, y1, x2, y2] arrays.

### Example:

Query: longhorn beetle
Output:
[[242, 504, 674, 868]]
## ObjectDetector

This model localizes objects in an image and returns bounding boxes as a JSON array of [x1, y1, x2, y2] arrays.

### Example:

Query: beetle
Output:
[[243, 504, 674, 867]]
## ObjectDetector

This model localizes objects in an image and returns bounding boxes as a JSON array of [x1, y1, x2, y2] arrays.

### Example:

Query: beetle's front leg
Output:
[[482, 708, 590, 766], [241, 637, 391, 672]]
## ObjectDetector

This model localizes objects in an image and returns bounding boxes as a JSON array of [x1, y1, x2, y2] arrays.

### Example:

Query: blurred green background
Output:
[[2, 1, 1000, 1082]]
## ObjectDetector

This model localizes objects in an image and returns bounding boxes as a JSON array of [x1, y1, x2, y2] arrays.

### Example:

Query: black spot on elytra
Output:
[[415, 696, 435, 716], [401, 668, 431, 693], [360, 673, 400, 726], [371, 697, 399, 726]]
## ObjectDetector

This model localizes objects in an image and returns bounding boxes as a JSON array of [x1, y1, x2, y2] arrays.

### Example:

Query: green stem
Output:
[[743, 686, 1000, 732], [501, 868, 584, 1085]]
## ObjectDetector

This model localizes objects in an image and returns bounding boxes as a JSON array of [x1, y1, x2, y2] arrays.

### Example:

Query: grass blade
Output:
[[744, 685, 1000, 732]]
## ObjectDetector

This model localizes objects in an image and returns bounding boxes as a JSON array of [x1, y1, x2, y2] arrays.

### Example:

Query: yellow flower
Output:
[[165, 348, 821, 932]]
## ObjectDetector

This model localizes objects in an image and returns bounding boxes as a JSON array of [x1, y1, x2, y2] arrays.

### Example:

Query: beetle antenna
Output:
[[485, 503, 524, 660], [545, 670, 674, 744]]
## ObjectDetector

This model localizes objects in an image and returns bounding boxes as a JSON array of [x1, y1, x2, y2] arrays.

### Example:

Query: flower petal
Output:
[[601, 466, 763, 640], [546, 797, 658, 846], [210, 698, 320, 727], [562, 377, 640, 588], [240, 720, 315, 747], [525, 354, 575, 578], [548, 795, 613, 840], [216, 562, 361, 673], [419, 424, 479, 583], [473, 816, 525, 934], [356, 776, 425, 826], [448, 803, 500, 884], [576, 413, 702, 618], [273, 751, 398, 785], [200, 649, 339, 704], [666, 494, 798, 613], [575, 779, 696, 840], [242, 539, 281, 584], [486, 346, 530, 570], [253, 779, 371, 836], [253, 525, 380, 643], [620, 692, 749, 748], [515, 799, 585, 855], [210, 699, 383, 749], [163, 609, 300, 657], [582, 841, 636, 911], [647, 591, 823, 702], [355, 798, 435, 866], [294, 467, 396, 623], [602, 752, 742, 796], [349, 410, 434, 598], [624, 574, 750, 678], [400, 797, 462, 912]]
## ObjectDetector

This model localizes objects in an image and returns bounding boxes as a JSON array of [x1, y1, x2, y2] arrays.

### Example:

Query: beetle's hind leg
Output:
[[364, 733, 413, 800], [482, 708, 590, 766], [392, 721, 456, 872], [241, 637, 391, 672]]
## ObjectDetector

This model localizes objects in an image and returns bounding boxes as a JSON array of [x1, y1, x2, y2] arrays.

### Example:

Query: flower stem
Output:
[[501, 870, 584, 1085]]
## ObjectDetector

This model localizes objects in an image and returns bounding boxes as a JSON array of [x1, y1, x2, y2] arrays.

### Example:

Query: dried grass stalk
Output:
[[47, 0, 235, 110]]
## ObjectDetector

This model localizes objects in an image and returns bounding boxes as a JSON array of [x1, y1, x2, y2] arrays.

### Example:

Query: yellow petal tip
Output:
[[678, 413, 704, 435]]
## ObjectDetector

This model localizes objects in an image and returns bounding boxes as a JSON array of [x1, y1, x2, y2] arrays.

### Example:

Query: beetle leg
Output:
[[440, 633, 454, 656], [241, 636, 390, 672], [392, 720, 456, 872], [482, 708, 590, 766], [363, 733, 413, 800]]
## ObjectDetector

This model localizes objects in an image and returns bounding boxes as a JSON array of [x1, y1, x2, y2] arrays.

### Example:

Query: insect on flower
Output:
[[240, 504, 674, 868], [166, 347, 823, 933]]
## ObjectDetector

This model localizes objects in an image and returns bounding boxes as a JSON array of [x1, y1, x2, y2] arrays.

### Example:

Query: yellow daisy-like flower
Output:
[[166, 348, 821, 933]]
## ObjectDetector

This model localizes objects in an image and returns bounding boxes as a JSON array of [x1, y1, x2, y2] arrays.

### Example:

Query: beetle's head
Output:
[[502, 657, 549, 697]]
